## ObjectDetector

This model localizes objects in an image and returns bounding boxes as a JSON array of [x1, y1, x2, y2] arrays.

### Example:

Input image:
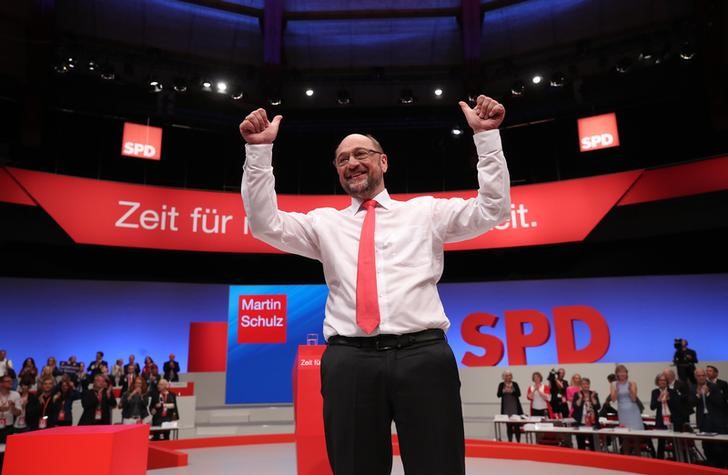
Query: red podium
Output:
[[293, 344, 332, 475], [2, 425, 149, 475]]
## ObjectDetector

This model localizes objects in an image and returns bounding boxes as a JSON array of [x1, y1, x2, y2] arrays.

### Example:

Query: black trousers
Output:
[[320, 338, 465, 475]]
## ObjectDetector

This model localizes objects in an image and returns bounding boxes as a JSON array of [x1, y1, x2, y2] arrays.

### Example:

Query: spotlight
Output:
[[65, 57, 77, 70], [201, 80, 212, 91], [615, 57, 632, 74], [451, 126, 463, 136], [148, 80, 163, 93], [87, 60, 98, 72], [336, 89, 351, 105], [434, 88, 443, 97], [531, 74, 543, 85], [549, 72, 566, 87], [399, 88, 414, 104], [638, 49, 654, 63], [53, 62, 69, 74], [305, 88, 314, 97], [230, 88, 244, 100], [510, 81, 525, 96], [216, 81, 228, 94], [268, 97, 282, 106], [172, 78, 188, 93], [679, 42, 695, 61]]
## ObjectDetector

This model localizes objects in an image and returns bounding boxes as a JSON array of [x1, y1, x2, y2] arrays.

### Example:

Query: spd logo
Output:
[[578, 113, 620, 152], [121, 122, 163, 160], [237, 294, 287, 344]]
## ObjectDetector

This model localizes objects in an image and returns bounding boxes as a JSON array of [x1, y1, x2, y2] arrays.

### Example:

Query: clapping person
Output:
[[87, 351, 108, 377], [163, 354, 180, 382], [40, 356, 62, 383], [651, 373, 679, 459], [496, 370, 523, 442], [150, 379, 178, 440], [662, 368, 691, 431], [141, 356, 155, 379], [610, 364, 643, 456], [55, 376, 81, 426], [13, 382, 30, 433], [121, 376, 149, 424], [693, 368, 728, 468], [527, 372, 551, 417], [706, 365, 728, 397], [0, 374, 21, 443], [566, 373, 582, 416], [59, 355, 80, 384], [146, 364, 161, 389], [120, 364, 137, 394], [18, 357, 38, 389], [573, 378, 601, 450], [79, 374, 117, 425], [124, 355, 141, 376], [548, 368, 569, 419], [26, 377, 61, 430], [111, 359, 124, 387]]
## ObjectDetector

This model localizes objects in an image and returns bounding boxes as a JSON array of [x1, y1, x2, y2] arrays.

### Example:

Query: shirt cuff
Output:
[[244, 143, 274, 168], [473, 129, 502, 154]]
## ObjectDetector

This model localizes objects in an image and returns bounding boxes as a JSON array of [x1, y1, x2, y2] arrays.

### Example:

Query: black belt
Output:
[[327, 329, 445, 351]]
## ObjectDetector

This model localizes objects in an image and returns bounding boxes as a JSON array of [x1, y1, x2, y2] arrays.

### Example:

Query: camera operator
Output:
[[548, 368, 569, 419], [673, 339, 698, 385]]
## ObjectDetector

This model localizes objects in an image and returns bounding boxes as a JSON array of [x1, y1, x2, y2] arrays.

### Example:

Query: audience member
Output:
[[0, 374, 21, 443], [121, 364, 137, 394], [40, 356, 62, 383], [79, 374, 117, 425], [87, 351, 108, 377], [142, 356, 155, 379], [77, 362, 89, 389], [706, 365, 728, 397], [0, 349, 13, 378], [124, 355, 141, 376], [599, 373, 618, 417], [663, 368, 691, 431], [25, 376, 61, 430], [496, 370, 523, 442], [673, 339, 698, 385], [163, 354, 180, 382], [566, 373, 582, 415], [651, 373, 680, 459], [121, 376, 150, 424], [111, 358, 124, 387], [527, 371, 550, 417], [58, 355, 81, 384], [18, 357, 38, 389], [150, 379, 178, 440], [573, 377, 600, 450], [693, 367, 728, 468], [146, 363, 161, 389], [610, 364, 643, 456], [56, 376, 81, 427], [13, 382, 30, 433], [548, 368, 569, 419]]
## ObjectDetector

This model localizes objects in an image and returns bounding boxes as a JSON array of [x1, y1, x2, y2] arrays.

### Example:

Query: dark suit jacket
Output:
[[496, 382, 523, 415], [163, 361, 180, 382], [669, 379, 692, 429], [692, 382, 728, 434], [78, 388, 117, 425], [124, 363, 141, 376], [572, 390, 601, 426], [25, 392, 62, 430], [650, 387, 681, 429], [149, 391, 178, 426]]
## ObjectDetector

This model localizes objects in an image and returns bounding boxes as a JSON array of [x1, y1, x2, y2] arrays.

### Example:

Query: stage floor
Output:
[[147, 443, 637, 474]]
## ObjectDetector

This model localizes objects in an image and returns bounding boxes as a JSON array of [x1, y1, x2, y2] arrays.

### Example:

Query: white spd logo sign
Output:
[[121, 122, 163, 160], [578, 113, 620, 152]]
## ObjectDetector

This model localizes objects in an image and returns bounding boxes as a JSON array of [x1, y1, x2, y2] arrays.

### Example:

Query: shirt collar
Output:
[[347, 189, 392, 214]]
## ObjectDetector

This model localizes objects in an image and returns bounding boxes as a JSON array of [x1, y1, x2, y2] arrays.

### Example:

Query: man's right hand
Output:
[[239, 108, 283, 144]]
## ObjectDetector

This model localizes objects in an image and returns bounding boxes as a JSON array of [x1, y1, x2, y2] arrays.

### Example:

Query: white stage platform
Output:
[[147, 443, 637, 475]]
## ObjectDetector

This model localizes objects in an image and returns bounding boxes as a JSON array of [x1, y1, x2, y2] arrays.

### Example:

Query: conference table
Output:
[[520, 423, 728, 463]]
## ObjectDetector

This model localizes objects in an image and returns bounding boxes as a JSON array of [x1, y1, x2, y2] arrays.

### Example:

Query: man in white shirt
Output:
[[0, 374, 21, 443], [0, 349, 13, 378], [240, 95, 510, 475]]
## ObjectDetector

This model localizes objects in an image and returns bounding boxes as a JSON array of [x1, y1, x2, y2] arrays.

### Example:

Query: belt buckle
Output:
[[375, 337, 397, 351]]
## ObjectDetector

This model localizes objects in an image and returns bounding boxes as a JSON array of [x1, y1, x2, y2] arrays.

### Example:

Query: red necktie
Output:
[[356, 199, 380, 334]]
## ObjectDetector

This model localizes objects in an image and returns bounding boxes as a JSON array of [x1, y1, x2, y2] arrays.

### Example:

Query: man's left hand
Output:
[[459, 95, 505, 133]]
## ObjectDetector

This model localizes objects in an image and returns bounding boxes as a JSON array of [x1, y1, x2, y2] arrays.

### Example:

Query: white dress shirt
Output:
[[241, 130, 510, 339]]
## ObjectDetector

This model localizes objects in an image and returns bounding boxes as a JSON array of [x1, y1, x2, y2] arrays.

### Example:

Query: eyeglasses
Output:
[[334, 148, 382, 167]]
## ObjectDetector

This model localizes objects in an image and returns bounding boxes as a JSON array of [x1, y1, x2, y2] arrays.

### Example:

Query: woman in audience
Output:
[[56, 375, 81, 426], [142, 356, 155, 379], [111, 359, 125, 387], [12, 382, 30, 433], [121, 376, 149, 424], [146, 363, 161, 389], [566, 373, 582, 415], [527, 371, 551, 417], [77, 362, 89, 389], [610, 364, 644, 455], [572, 377, 601, 450], [40, 356, 62, 383], [496, 370, 523, 442], [150, 379, 178, 440], [19, 357, 38, 389]]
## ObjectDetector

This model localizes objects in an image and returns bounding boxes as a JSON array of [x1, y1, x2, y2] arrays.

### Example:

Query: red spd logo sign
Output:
[[237, 295, 287, 344], [121, 122, 163, 160], [578, 113, 620, 152]]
